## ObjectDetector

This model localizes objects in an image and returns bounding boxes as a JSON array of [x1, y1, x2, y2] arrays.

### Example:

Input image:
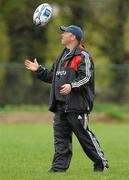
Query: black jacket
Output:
[[36, 44, 95, 113]]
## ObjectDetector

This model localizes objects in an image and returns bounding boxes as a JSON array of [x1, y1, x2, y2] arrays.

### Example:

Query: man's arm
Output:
[[71, 52, 91, 89], [24, 58, 54, 83]]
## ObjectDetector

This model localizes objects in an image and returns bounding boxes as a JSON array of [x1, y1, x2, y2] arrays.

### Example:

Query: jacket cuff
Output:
[[71, 82, 75, 88], [35, 65, 45, 73]]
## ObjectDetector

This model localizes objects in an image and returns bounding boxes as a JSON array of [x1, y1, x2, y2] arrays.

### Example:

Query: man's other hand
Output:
[[60, 84, 72, 95]]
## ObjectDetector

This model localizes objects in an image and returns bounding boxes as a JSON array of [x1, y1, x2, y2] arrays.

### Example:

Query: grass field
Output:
[[0, 123, 129, 180]]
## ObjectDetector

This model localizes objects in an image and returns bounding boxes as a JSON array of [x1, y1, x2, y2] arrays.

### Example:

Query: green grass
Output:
[[0, 123, 129, 180], [93, 102, 129, 120], [93, 102, 129, 114], [0, 105, 48, 113]]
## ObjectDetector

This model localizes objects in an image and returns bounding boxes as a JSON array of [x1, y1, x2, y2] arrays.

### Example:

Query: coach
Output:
[[25, 25, 109, 173]]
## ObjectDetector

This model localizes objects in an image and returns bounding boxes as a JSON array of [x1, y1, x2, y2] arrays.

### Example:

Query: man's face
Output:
[[61, 31, 75, 45]]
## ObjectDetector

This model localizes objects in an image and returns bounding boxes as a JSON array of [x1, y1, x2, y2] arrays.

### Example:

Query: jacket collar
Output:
[[74, 44, 85, 55], [65, 43, 85, 59]]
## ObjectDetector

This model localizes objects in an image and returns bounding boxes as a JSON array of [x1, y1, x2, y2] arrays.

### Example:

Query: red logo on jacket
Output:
[[64, 55, 82, 71]]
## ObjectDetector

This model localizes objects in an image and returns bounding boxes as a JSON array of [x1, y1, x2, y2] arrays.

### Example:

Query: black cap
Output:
[[60, 25, 83, 41]]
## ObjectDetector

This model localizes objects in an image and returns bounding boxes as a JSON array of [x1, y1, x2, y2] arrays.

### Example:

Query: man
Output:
[[24, 25, 109, 173]]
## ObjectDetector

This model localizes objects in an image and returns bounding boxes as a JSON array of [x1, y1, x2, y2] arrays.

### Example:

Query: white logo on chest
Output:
[[56, 71, 66, 76]]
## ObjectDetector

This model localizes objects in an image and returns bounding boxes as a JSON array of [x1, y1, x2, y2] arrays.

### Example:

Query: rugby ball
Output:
[[33, 3, 52, 26]]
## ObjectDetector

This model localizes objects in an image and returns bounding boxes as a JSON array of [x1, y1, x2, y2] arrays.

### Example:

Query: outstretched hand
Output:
[[24, 58, 39, 72]]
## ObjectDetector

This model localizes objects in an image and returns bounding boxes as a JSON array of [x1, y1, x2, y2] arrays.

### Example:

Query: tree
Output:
[[87, 0, 129, 102], [0, 0, 50, 105]]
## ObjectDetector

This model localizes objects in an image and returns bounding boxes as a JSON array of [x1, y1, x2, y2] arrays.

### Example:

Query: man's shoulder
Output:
[[80, 50, 91, 61], [80, 50, 94, 66], [81, 50, 89, 57]]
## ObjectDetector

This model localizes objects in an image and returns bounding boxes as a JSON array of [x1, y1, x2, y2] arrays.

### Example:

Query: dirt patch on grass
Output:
[[0, 112, 54, 123], [0, 112, 127, 123], [90, 113, 122, 123]]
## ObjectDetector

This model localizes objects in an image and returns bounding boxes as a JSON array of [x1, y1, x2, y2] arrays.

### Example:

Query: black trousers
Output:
[[51, 111, 106, 171]]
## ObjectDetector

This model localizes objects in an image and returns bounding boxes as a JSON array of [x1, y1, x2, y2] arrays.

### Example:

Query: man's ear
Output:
[[71, 34, 76, 41]]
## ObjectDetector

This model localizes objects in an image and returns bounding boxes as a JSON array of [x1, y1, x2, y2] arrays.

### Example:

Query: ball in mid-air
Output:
[[33, 3, 52, 26]]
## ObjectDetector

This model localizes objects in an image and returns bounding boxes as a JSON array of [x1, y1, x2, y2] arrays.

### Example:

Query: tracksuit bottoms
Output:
[[51, 110, 107, 171]]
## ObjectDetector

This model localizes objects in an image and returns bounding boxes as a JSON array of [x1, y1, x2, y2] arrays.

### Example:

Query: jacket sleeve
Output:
[[35, 63, 55, 83], [71, 51, 91, 89]]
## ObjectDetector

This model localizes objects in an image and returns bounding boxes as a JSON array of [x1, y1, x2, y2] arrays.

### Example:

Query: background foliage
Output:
[[0, 0, 129, 106]]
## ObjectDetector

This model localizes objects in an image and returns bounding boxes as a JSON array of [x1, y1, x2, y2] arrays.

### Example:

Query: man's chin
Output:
[[61, 40, 65, 46]]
